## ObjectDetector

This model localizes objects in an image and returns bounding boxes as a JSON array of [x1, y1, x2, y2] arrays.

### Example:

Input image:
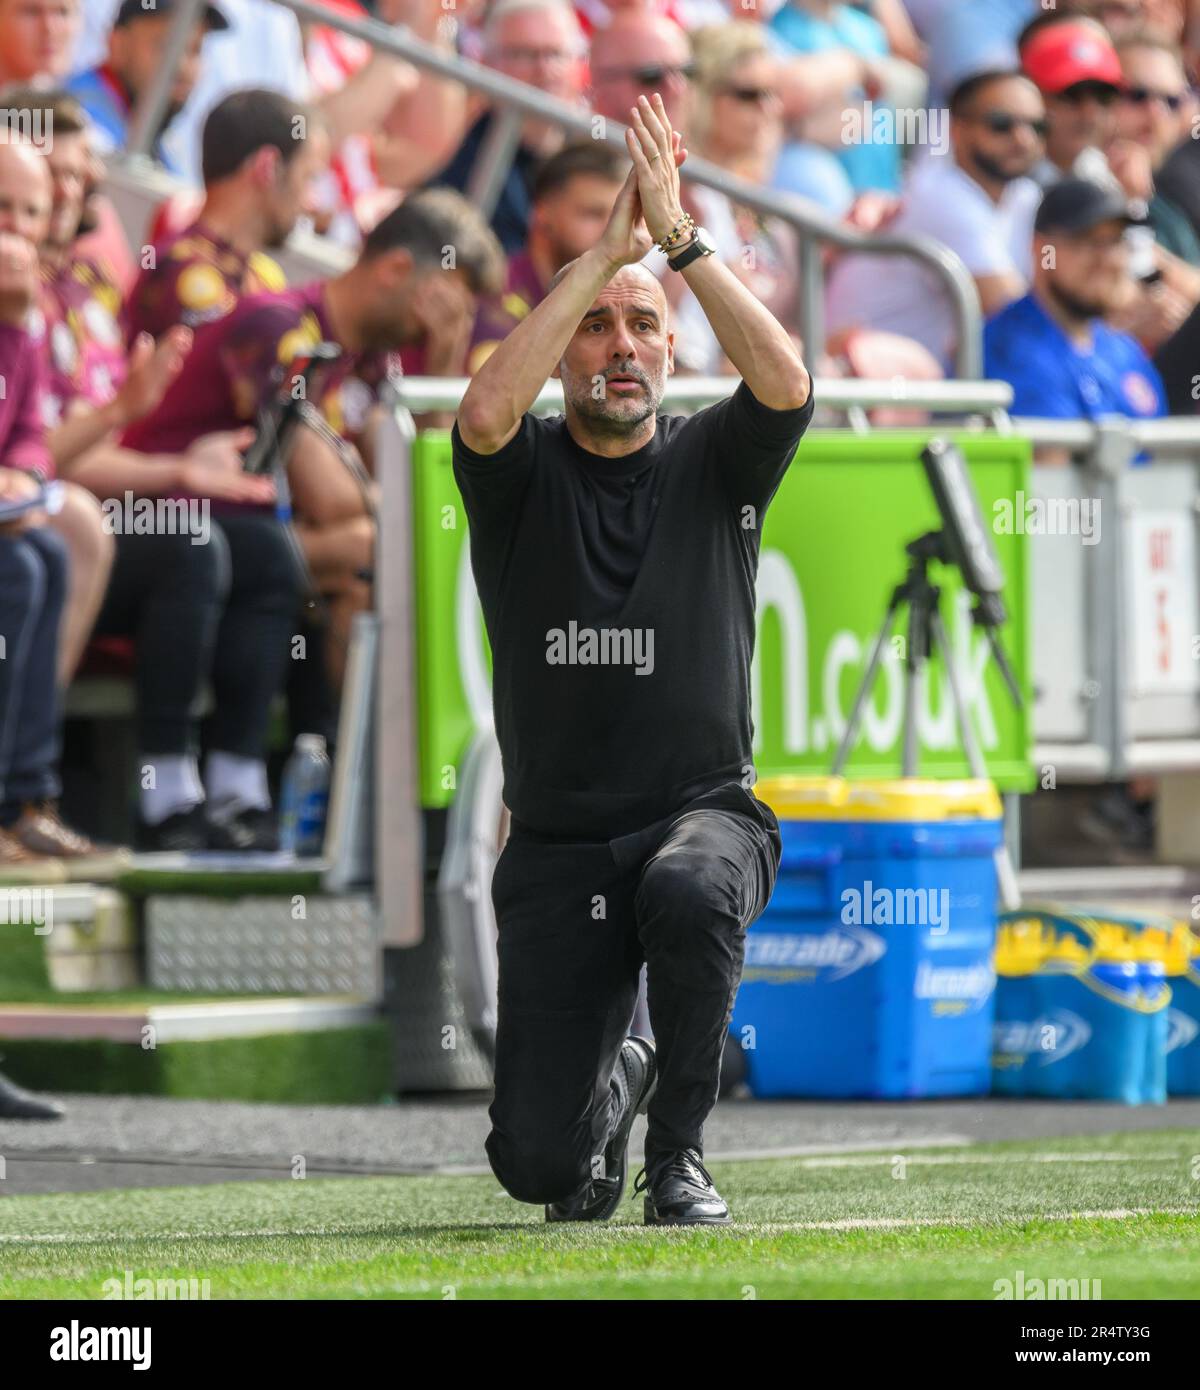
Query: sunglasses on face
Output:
[[594, 61, 697, 86], [1121, 85, 1186, 111], [1056, 82, 1120, 106], [978, 111, 1048, 137], [721, 85, 780, 104]]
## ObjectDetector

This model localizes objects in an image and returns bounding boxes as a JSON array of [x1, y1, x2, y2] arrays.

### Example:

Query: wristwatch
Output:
[[667, 226, 716, 272]]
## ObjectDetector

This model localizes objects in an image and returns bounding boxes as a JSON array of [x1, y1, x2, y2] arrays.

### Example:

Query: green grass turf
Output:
[[1, 1129, 1197, 1299], [0, 1023, 392, 1104]]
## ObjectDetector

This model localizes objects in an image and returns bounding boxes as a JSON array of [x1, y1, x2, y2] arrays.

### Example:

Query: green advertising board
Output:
[[411, 428, 1035, 807]]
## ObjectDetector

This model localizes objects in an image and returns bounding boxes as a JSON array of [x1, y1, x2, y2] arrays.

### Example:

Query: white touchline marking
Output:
[[794, 1152, 1188, 1169], [0, 1208, 1197, 1244]]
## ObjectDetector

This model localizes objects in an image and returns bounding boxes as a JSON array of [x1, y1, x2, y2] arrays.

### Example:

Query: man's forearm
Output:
[[318, 53, 417, 146], [59, 443, 185, 497], [677, 253, 810, 409], [458, 245, 618, 451], [48, 397, 125, 471]]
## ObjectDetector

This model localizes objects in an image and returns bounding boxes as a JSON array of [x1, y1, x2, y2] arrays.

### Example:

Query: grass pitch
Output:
[[1, 1128, 1197, 1299]]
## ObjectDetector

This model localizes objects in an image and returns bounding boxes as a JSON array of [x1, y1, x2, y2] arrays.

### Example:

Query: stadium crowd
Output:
[[1, 0, 1198, 889]]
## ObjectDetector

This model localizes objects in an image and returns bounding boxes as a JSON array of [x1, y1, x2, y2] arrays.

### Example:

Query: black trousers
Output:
[[93, 513, 304, 758], [485, 780, 782, 1206]]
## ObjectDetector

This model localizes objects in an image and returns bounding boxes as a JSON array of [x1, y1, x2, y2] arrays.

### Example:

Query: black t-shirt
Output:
[[451, 379, 815, 839]]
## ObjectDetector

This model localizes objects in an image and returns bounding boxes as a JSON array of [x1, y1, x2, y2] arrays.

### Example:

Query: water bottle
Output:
[[279, 734, 331, 857]]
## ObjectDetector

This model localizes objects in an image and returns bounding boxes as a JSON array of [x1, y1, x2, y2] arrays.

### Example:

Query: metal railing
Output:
[[393, 375, 1013, 414], [125, 0, 985, 376]]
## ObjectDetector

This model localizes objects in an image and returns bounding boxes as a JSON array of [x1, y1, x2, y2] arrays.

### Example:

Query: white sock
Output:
[[204, 751, 271, 821], [140, 755, 204, 825]]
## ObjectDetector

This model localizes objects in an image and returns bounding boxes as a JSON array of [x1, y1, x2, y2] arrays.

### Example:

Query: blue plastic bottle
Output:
[[279, 734, 331, 857]]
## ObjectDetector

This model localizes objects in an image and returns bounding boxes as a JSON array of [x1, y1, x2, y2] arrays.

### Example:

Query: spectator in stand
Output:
[[70, 0, 423, 191], [1020, 14, 1123, 188], [124, 89, 323, 343], [469, 141, 625, 374], [827, 70, 1045, 368], [589, 11, 693, 132], [1110, 33, 1200, 265], [3, 91, 118, 684], [575, 0, 721, 38], [0, 139, 120, 879], [67, 0, 225, 173], [650, 22, 801, 376], [425, 0, 587, 254], [768, 0, 905, 195], [716, 1, 872, 215], [121, 191, 503, 707], [0, 113, 294, 857], [1150, 0, 1200, 236], [0, 0, 79, 86], [1019, 13, 1194, 350], [0, 100, 290, 859], [984, 178, 1167, 437]]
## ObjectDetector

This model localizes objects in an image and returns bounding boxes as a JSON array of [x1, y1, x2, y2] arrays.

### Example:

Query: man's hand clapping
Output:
[[596, 93, 688, 272]]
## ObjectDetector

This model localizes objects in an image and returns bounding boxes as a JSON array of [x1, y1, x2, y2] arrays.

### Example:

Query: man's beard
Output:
[[968, 147, 1025, 185], [564, 363, 662, 438], [1046, 276, 1109, 323]]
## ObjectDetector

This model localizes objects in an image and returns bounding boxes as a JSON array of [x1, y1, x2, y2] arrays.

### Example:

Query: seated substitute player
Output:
[[122, 87, 327, 344], [453, 94, 814, 1226], [123, 189, 504, 690]]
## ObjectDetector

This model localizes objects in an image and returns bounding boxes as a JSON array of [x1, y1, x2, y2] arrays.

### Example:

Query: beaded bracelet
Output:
[[657, 213, 695, 253]]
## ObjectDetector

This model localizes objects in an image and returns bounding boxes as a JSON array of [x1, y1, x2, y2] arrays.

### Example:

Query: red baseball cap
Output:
[[1021, 20, 1122, 95]]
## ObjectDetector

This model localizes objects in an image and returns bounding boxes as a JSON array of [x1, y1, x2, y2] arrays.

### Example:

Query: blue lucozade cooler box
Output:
[[732, 778, 1004, 1099]]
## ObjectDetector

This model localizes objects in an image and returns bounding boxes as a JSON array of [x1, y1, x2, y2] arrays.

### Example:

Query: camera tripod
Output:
[[832, 528, 1022, 910]]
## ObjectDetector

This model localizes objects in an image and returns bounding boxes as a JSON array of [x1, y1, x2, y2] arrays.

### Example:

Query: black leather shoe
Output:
[[635, 1147, 732, 1226], [207, 807, 279, 852], [0, 1069, 65, 1120], [136, 804, 210, 852], [545, 1036, 657, 1223]]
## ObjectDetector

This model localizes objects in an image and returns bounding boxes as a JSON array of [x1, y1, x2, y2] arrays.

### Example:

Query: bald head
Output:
[[590, 11, 689, 74], [589, 13, 692, 126], [0, 136, 52, 244], [550, 257, 665, 306]]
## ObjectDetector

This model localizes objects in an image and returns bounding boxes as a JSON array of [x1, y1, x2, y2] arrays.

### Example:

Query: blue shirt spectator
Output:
[[986, 291, 1167, 428], [67, 0, 228, 178], [769, 1, 899, 194], [67, 66, 183, 175], [985, 176, 1169, 452]]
